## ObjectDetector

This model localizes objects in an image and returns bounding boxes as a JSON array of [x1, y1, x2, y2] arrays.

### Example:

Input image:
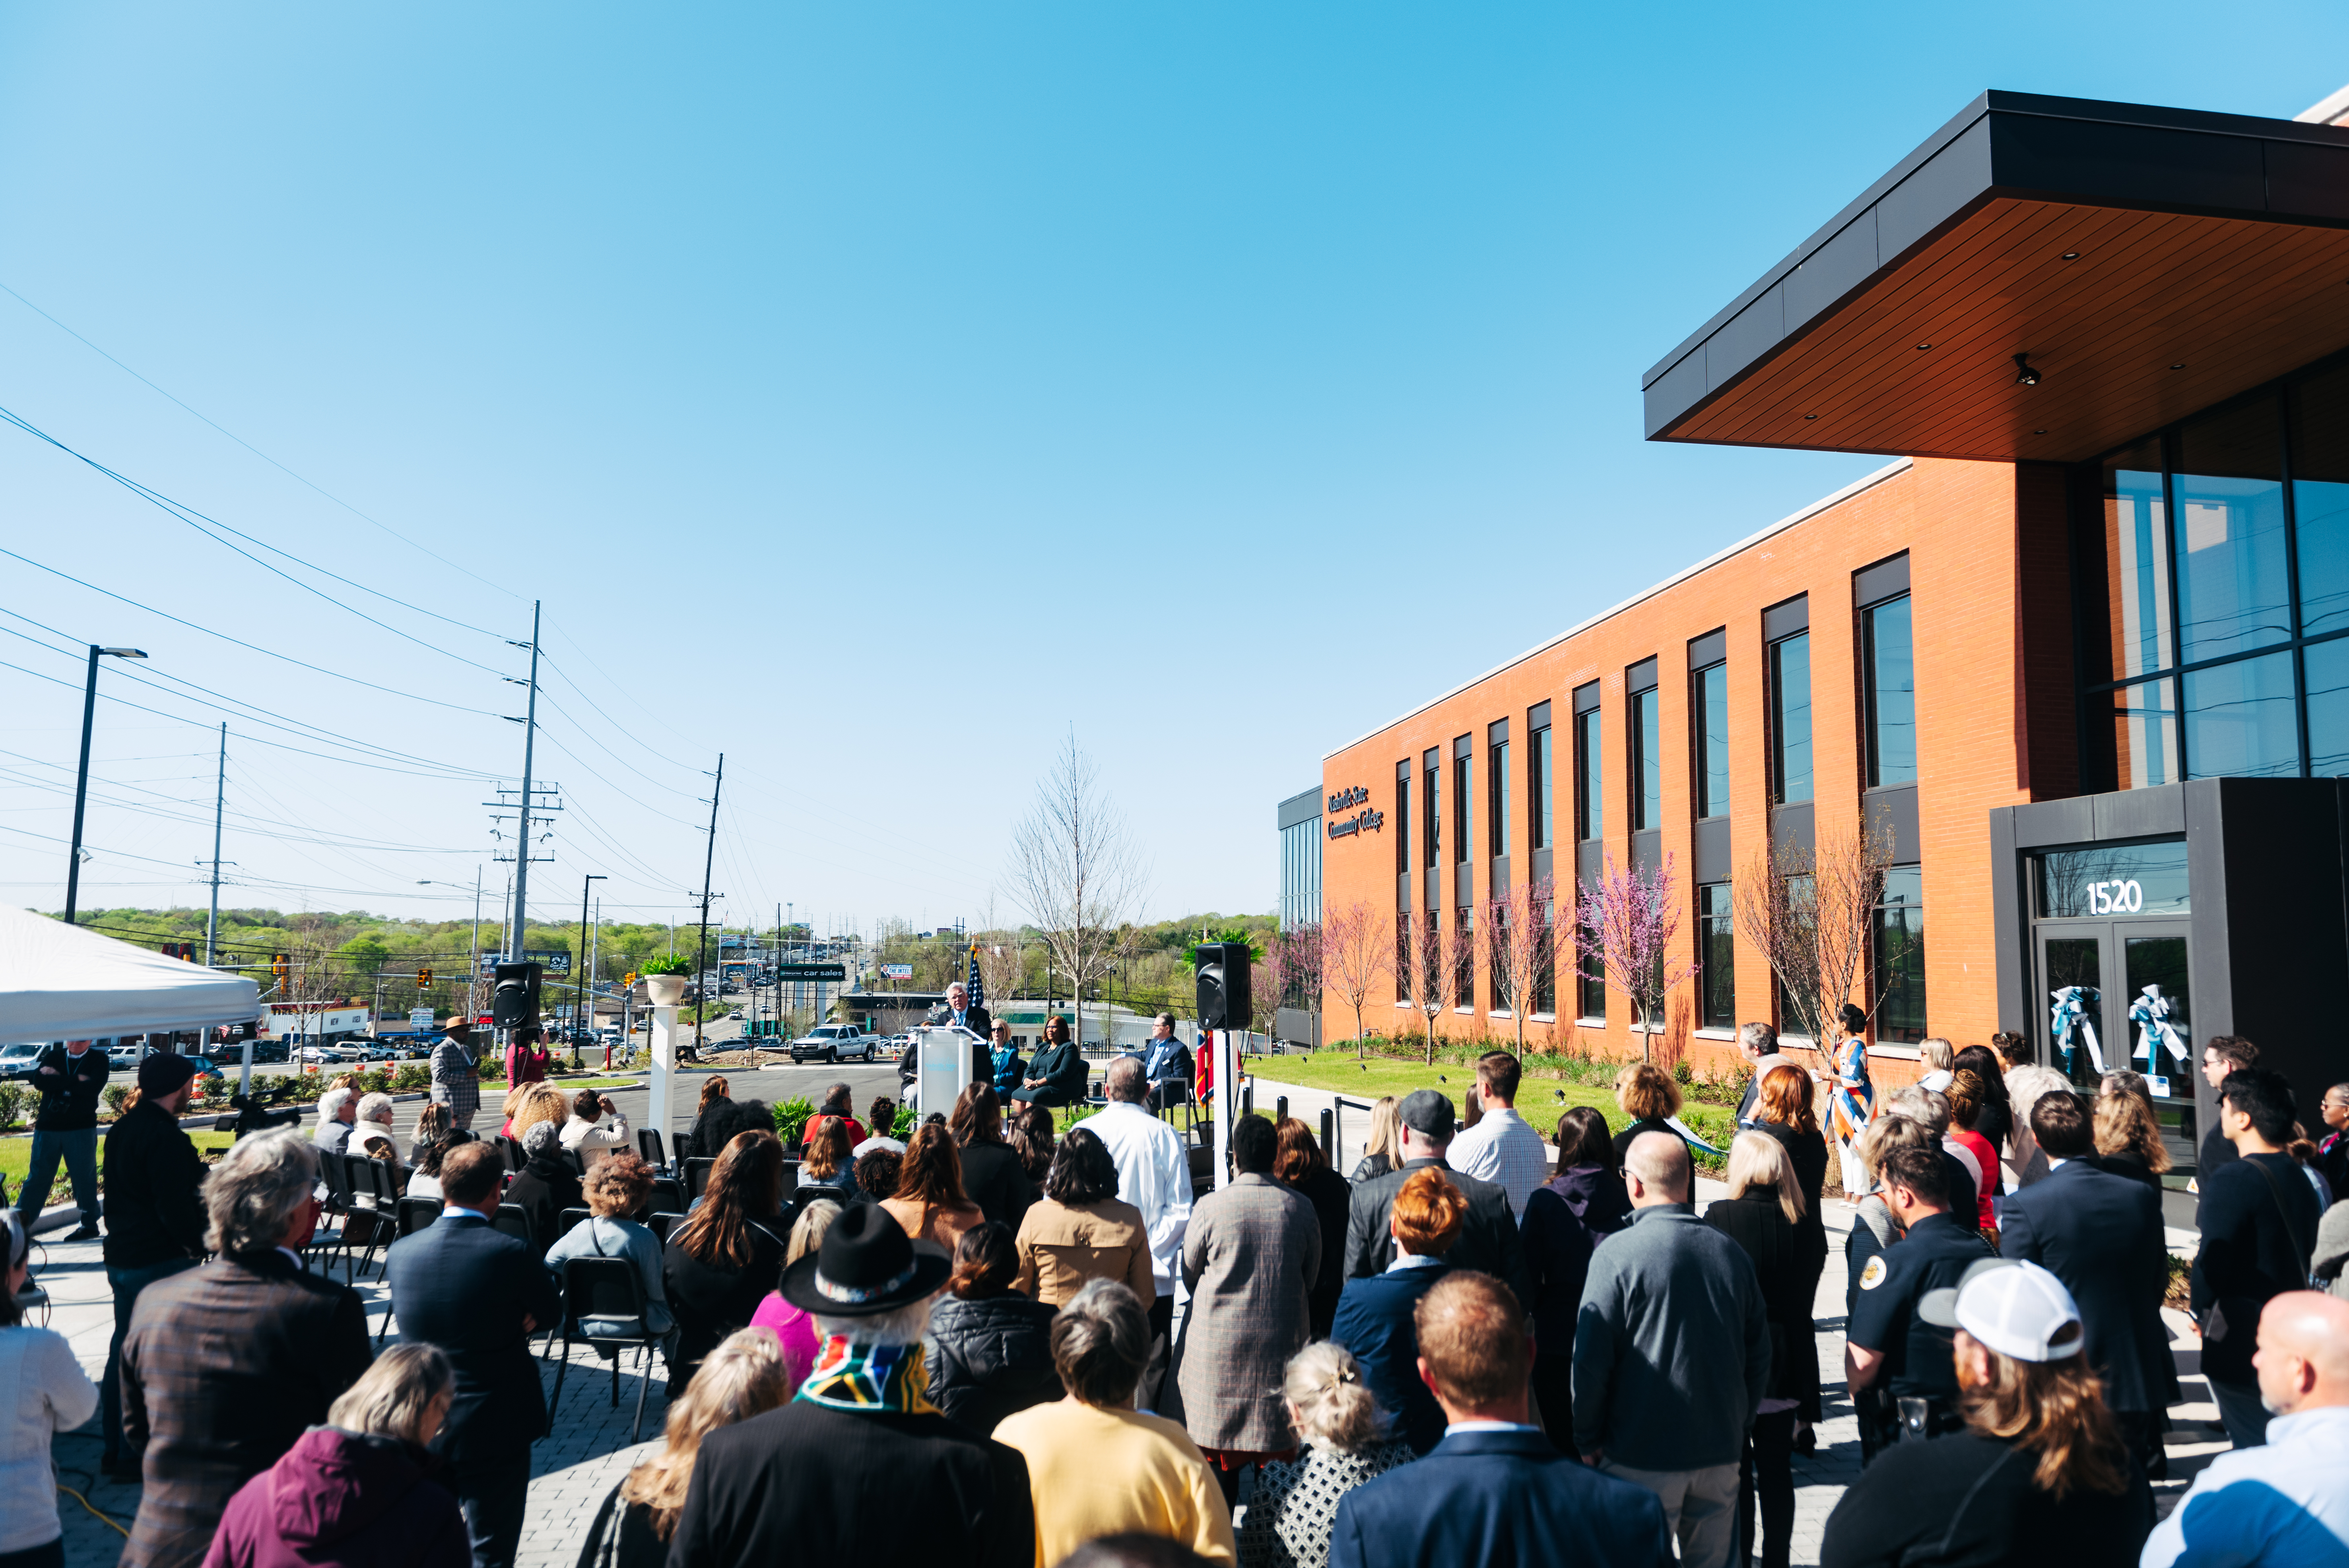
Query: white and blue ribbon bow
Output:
[[1666, 1115, 1723, 1156], [2050, 985, 2105, 1075], [2129, 984, 2186, 1069]]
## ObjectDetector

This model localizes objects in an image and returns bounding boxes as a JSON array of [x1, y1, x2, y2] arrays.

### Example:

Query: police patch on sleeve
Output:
[[1858, 1256, 1889, 1291]]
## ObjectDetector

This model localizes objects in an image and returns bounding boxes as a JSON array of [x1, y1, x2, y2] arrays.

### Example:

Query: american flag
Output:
[[966, 943, 984, 1014]]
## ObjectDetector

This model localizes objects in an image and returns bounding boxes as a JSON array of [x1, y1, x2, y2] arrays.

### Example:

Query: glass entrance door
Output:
[[2033, 918, 2198, 1178], [2037, 925, 2113, 1087]]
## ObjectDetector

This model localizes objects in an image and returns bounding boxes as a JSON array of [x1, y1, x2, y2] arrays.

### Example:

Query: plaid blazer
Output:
[[1175, 1173, 1321, 1452], [119, 1250, 372, 1568], [429, 1037, 481, 1124]]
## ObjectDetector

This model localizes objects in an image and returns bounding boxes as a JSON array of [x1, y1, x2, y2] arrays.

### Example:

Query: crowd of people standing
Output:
[[15, 1008, 2349, 1568]]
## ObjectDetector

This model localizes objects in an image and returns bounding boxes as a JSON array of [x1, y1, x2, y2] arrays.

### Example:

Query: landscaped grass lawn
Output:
[[1, 1129, 236, 1200], [1236, 1053, 1741, 1156]]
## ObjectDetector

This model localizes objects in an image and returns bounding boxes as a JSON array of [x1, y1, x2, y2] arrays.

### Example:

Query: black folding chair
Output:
[[646, 1211, 684, 1244], [497, 1135, 526, 1174], [493, 1203, 537, 1254], [684, 1159, 716, 1202], [645, 1178, 685, 1217], [673, 1132, 698, 1164], [778, 1160, 800, 1201], [563, 1148, 588, 1179], [637, 1128, 668, 1172], [308, 1152, 354, 1275], [546, 1256, 665, 1443], [375, 1197, 448, 1345], [334, 1155, 388, 1285], [556, 1207, 592, 1241]]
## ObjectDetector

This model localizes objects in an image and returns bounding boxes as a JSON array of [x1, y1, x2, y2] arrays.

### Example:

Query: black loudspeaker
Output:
[[492, 961, 542, 1029], [1194, 941, 1252, 1031]]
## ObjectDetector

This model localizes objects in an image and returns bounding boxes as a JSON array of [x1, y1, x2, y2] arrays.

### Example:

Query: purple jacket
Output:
[[1520, 1164, 1631, 1355], [200, 1428, 468, 1568]]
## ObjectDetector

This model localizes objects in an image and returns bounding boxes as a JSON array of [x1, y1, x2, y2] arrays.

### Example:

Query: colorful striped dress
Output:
[[1829, 1033, 1875, 1193]]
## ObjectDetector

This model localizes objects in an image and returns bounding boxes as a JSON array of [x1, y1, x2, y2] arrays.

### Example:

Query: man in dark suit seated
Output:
[[1125, 1013, 1194, 1115], [1012, 1015, 1088, 1108], [1343, 1090, 1528, 1306], [1998, 1089, 2177, 1480], [1327, 1270, 1670, 1568], [384, 1140, 559, 1568], [119, 1129, 372, 1568], [667, 1203, 1034, 1568]]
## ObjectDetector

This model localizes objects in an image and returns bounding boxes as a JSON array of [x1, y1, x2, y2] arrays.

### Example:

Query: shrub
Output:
[[102, 1085, 131, 1117], [0, 1083, 27, 1130], [891, 1105, 918, 1139], [392, 1064, 431, 1092], [771, 1097, 814, 1147]]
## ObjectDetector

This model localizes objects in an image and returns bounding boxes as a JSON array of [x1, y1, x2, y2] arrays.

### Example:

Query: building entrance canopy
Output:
[[1644, 92, 2349, 465]]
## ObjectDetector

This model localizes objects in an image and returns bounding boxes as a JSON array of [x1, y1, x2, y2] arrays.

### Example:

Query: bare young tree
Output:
[[1483, 878, 1555, 1056], [1734, 816, 1894, 1044], [1008, 730, 1146, 1050], [1321, 900, 1392, 1057], [1574, 854, 1694, 1064], [1270, 922, 1325, 1046], [1406, 912, 1468, 1066], [972, 897, 1027, 1007]]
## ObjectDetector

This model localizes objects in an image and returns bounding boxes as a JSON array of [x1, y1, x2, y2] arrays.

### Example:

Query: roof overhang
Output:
[[1642, 92, 2349, 464]]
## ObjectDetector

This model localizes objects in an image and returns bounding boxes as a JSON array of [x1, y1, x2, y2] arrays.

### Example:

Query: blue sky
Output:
[[3, 3, 2345, 937]]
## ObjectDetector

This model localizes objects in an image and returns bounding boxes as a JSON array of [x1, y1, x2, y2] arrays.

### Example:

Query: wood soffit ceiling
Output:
[[1644, 94, 2349, 466]]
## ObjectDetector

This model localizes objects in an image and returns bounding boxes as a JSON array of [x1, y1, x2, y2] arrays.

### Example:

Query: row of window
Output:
[[1393, 580, 1916, 879], [1392, 868, 1928, 1040], [2087, 355, 2349, 788]]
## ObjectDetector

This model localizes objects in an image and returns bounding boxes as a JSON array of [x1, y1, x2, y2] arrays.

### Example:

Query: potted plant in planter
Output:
[[641, 953, 695, 1008]]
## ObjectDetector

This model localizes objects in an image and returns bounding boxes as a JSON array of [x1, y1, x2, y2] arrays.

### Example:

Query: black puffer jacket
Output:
[[924, 1290, 1062, 1434]]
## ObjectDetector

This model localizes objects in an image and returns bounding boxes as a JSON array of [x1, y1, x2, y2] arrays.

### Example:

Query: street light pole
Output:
[[64, 644, 147, 925], [693, 755, 723, 1056], [508, 601, 543, 965], [573, 873, 605, 1065]]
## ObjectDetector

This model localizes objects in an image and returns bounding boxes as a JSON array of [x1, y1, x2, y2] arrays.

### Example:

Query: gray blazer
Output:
[[429, 1037, 480, 1125], [1176, 1173, 1321, 1453]]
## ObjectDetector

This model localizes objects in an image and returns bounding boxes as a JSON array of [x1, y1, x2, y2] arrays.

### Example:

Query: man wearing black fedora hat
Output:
[[667, 1203, 1035, 1568]]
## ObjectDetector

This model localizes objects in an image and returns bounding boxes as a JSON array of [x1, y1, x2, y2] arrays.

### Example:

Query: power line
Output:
[[0, 403, 507, 668], [0, 277, 523, 602]]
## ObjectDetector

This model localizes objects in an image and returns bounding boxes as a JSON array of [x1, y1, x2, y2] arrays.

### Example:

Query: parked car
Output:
[[0, 1042, 49, 1081], [788, 1024, 878, 1064], [106, 1044, 142, 1071], [728, 1010, 744, 1021]]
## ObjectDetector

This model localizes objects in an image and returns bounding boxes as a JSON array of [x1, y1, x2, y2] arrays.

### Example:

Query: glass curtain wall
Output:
[[1278, 817, 1321, 933], [2082, 359, 2349, 784]]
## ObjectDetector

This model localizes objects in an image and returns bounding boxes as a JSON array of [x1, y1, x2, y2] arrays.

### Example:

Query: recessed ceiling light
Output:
[[1803, 414, 1819, 420], [2061, 251, 2080, 260], [1916, 342, 1932, 351], [2035, 428, 2048, 435], [2171, 363, 2186, 370]]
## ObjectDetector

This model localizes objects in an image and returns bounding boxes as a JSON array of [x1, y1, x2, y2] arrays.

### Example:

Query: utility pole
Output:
[[573, 872, 605, 1066], [694, 754, 724, 1054], [470, 868, 481, 1013], [204, 723, 226, 965], [508, 601, 544, 967], [64, 644, 148, 925], [588, 896, 601, 1053]]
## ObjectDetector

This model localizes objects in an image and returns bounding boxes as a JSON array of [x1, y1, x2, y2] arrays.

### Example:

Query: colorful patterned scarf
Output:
[[794, 1334, 940, 1415]]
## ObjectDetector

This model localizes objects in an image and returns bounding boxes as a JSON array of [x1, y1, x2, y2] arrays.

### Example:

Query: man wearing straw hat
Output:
[[430, 1015, 481, 1131]]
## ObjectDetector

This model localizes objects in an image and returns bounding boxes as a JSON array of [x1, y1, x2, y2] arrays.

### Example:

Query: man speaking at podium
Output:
[[903, 978, 994, 1102]]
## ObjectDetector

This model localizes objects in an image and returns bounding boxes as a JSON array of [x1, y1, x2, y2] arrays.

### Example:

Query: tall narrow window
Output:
[[1864, 596, 1917, 787], [1424, 753, 1440, 871], [1777, 874, 1815, 1038], [1694, 662, 1730, 819], [1769, 632, 1813, 804], [1578, 946, 1606, 1023], [1396, 912, 1411, 1006], [1394, 766, 1410, 877], [1453, 748, 1471, 866], [1873, 866, 1926, 1043], [1534, 898, 1556, 1015], [1574, 704, 1603, 841], [1489, 732, 1511, 858], [1630, 687, 1661, 830], [1454, 907, 1474, 1009], [1529, 720, 1553, 851], [1699, 883, 1734, 1030]]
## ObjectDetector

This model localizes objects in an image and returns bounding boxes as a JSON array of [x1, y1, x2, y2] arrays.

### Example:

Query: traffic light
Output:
[[416, 966, 433, 989], [271, 952, 290, 987], [1195, 941, 1252, 1031], [491, 961, 542, 1028], [624, 972, 638, 988]]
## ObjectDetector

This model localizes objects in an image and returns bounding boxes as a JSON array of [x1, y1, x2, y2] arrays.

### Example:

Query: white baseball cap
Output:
[[1918, 1258, 2085, 1364]]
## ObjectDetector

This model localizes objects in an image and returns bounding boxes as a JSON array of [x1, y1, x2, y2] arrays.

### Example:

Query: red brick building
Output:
[[1287, 89, 2349, 1186]]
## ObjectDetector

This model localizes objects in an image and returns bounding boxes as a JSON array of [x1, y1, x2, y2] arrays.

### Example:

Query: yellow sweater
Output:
[[992, 1398, 1238, 1568]]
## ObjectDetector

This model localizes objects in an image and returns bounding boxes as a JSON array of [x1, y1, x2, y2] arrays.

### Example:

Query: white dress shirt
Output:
[[1447, 1104, 1550, 1219], [1086, 1099, 1194, 1291]]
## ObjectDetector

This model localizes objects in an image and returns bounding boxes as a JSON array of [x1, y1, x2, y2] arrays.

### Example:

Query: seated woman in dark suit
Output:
[[662, 1131, 790, 1388], [504, 1120, 584, 1249], [1011, 1015, 1087, 1107]]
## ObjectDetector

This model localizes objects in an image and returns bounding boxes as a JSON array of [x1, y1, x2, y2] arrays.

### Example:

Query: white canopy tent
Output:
[[0, 904, 260, 1042]]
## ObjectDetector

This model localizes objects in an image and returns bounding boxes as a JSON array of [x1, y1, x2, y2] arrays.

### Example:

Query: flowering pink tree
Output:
[[1268, 923, 1324, 1042], [1482, 878, 1555, 1056], [1574, 852, 1693, 1063]]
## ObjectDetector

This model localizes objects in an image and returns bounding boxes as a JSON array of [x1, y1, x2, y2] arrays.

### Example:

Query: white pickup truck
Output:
[[786, 1024, 879, 1064]]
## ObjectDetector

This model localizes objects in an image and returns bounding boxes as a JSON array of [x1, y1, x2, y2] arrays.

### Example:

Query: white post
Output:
[[650, 1003, 678, 1156], [1212, 1028, 1236, 1192]]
